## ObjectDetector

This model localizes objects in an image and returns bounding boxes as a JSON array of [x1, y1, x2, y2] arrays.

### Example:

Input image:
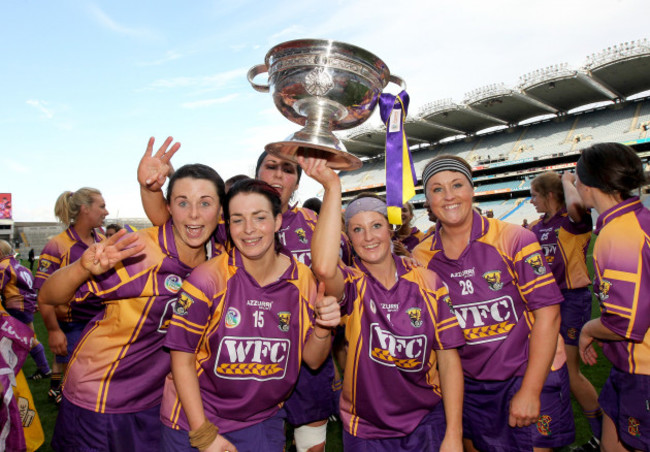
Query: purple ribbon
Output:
[[379, 90, 416, 224]]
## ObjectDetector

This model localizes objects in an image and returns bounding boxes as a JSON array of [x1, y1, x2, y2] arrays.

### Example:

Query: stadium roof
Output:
[[340, 39, 650, 157]]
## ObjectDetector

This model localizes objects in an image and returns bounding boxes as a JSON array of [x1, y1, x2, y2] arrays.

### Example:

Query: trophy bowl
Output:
[[248, 39, 405, 171]]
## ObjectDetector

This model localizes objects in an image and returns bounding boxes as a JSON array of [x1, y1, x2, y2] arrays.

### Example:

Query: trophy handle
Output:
[[248, 64, 270, 93], [389, 74, 407, 91]]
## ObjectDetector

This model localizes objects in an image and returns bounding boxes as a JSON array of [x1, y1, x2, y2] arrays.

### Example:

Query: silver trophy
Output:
[[248, 39, 405, 171]]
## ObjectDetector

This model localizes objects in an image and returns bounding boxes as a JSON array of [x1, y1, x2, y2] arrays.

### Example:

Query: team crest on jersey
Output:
[[164, 274, 183, 293], [483, 270, 504, 291], [369, 299, 377, 314], [173, 293, 194, 316], [278, 311, 291, 332], [628, 417, 641, 437], [406, 308, 423, 327], [525, 253, 547, 275], [555, 228, 560, 238], [598, 280, 612, 301], [295, 228, 308, 245], [38, 260, 51, 273], [225, 308, 241, 328], [442, 295, 455, 315], [536, 415, 552, 436]]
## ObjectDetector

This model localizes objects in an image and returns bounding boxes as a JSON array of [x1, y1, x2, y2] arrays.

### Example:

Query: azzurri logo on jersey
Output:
[[215, 336, 290, 381], [368, 323, 427, 372], [453, 295, 518, 344]]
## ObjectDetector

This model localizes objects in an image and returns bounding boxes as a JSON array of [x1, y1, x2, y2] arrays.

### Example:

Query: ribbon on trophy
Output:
[[379, 90, 416, 225]]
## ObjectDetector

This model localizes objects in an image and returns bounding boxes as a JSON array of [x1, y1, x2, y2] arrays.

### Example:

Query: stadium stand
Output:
[[337, 39, 650, 225]]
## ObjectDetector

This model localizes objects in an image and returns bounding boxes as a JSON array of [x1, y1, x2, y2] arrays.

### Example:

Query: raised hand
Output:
[[80, 229, 145, 275], [297, 155, 339, 190], [313, 282, 341, 329], [137, 136, 180, 191]]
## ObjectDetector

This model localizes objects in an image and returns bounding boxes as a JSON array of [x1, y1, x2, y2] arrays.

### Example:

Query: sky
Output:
[[2, 0, 649, 221]]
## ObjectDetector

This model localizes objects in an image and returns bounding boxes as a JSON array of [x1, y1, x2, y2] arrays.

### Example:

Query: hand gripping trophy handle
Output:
[[248, 39, 406, 171]]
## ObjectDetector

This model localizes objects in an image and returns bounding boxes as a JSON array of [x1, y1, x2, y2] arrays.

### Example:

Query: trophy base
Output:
[[265, 141, 363, 171]]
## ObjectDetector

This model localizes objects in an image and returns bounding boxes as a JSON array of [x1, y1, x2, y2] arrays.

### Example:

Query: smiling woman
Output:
[[159, 178, 339, 452], [413, 155, 574, 452], [302, 155, 465, 452], [37, 163, 225, 452]]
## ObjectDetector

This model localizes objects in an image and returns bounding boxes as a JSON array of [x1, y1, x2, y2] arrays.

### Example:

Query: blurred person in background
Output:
[[35, 187, 108, 404]]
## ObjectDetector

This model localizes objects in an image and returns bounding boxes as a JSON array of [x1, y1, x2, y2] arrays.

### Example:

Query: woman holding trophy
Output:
[[300, 154, 465, 452]]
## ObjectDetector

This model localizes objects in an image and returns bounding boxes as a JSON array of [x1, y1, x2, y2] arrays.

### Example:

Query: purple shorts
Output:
[[343, 403, 446, 451], [533, 364, 575, 448], [560, 288, 592, 346], [463, 365, 574, 452], [160, 408, 286, 452], [56, 320, 87, 364], [52, 396, 161, 452], [284, 356, 339, 425], [6, 308, 34, 325], [599, 367, 650, 451]]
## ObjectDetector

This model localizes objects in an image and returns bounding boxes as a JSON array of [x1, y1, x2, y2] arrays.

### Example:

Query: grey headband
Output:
[[344, 197, 387, 226], [422, 158, 473, 190]]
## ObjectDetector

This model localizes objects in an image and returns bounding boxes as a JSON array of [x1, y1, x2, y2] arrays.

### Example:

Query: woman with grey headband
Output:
[[574, 143, 650, 452], [300, 155, 465, 452], [412, 154, 573, 452]]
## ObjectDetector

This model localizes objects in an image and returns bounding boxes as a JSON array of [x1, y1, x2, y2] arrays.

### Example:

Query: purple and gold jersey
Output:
[[0, 256, 37, 313], [396, 227, 426, 253], [591, 197, 650, 375], [339, 254, 464, 439], [62, 220, 215, 413], [279, 205, 353, 266], [34, 227, 105, 323], [530, 208, 592, 290], [161, 247, 317, 434], [413, 211, 563, 381]]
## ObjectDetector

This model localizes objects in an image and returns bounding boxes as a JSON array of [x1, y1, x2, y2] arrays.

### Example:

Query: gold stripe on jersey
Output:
[[603, 268, 640, 283], [517, 273, 557, 296], [557, 228, 591, 289], [97, 294, 159, 412]]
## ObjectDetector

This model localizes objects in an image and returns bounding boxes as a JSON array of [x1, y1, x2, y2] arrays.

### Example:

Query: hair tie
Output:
[[422, 158, 473, 190]]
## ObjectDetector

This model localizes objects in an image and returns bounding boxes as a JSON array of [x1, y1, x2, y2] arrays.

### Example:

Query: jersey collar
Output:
[[595, 196, 642, 234]]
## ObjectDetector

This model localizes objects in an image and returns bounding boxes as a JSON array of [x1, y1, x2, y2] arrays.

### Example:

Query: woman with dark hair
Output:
[[35, 186, 108, 402], [301, 155, 464, 451], [575, 143, 650, 452], [529, 171, 602, 450], [159, 178, 339, 452], [413, 154, 574, 452], [255, 151, 352, 451], [39, 159, 224, 452], [139, 145, 350, 450]]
